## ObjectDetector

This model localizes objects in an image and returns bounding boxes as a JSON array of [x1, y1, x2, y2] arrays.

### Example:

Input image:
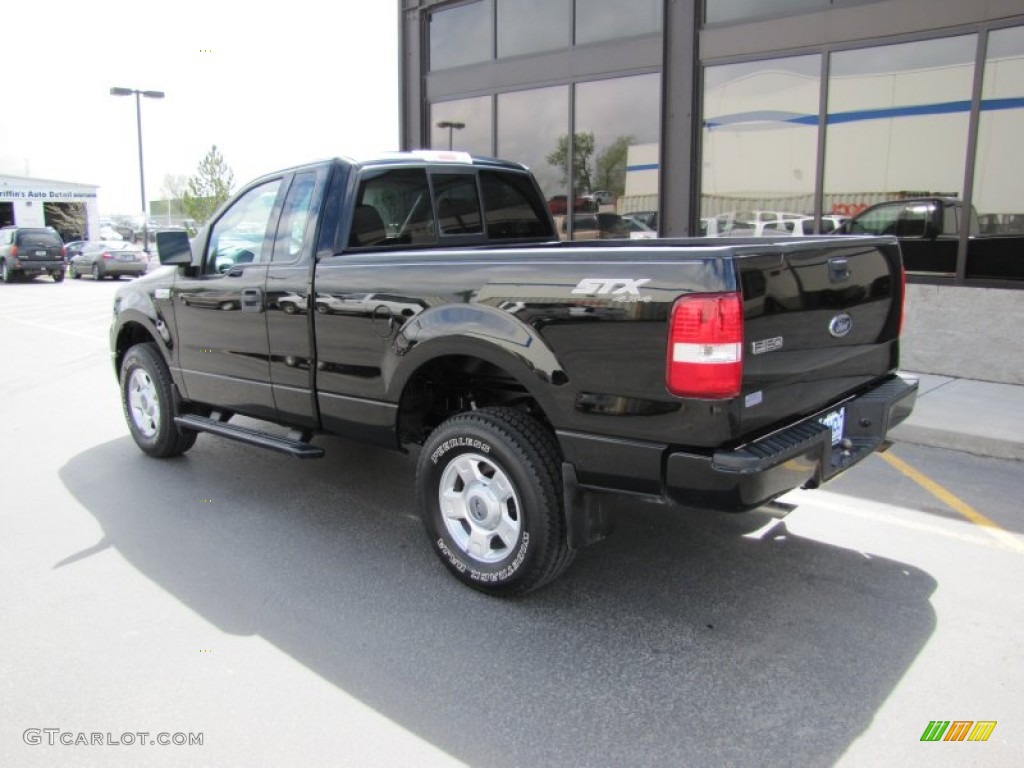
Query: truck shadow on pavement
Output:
[[60, 433, 937, 768]]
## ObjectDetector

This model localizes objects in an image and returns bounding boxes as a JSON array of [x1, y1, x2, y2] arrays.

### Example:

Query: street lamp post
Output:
[[110, 87, 164, 252], [436, 120, 465, 151]]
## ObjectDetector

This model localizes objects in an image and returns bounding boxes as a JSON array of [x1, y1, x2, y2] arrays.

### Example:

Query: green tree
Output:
[[546, 132, 596, 195], [594, 135, 633, 197], [182, 145, 235, 225]]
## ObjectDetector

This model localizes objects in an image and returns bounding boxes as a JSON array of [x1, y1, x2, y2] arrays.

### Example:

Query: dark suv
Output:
[[0, 226, 67, 283]]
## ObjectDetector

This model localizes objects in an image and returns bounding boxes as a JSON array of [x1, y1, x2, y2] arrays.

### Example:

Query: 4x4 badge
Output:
[[829, 313, 853, 338]]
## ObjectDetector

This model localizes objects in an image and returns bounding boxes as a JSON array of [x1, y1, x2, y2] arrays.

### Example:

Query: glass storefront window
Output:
[[570, 73, 661, 240], [575, 0, 662, 46], [824, 36, 976, 275], [429, 1, 491, 71], [700, 55, 820, 236], [498, 0, 570, 58], [968, 26, 1024, 281], [431, 97, 493, 155], [497, 85, 570, 217]]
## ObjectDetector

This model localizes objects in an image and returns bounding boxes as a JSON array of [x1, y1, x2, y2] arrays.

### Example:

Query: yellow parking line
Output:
[[881, 451, 1024, 553]]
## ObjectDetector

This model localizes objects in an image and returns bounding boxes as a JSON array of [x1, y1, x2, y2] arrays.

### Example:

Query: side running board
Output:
[[174, 414, 325, 459]]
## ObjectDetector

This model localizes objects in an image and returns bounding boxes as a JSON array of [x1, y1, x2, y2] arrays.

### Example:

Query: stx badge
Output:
[[572, 278, 651, 300]]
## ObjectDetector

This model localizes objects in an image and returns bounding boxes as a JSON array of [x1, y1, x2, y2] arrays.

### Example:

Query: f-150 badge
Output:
[[572, 278, 651, 302], [751, 336, 783, 355]]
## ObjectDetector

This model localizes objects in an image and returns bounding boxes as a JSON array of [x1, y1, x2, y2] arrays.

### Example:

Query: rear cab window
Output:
[[479, 170, 553, 240], [344, 161, 554, 251]]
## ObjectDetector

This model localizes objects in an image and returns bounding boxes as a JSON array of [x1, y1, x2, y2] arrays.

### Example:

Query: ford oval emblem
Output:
[[829, 313, 853, 338]]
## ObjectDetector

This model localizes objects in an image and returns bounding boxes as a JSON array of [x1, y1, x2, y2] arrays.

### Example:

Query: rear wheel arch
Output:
[[394, 349, 563, 447]]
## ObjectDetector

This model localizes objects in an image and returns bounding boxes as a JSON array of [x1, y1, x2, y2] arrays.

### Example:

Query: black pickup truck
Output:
[[110, 151, 917, 595]]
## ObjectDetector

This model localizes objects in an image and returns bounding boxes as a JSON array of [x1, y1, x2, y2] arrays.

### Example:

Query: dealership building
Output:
[[399, 0, 1024, 384], [0, 174, 99, 242]]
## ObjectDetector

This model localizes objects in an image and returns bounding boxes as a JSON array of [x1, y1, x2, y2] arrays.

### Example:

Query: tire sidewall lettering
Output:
[[430, 437, 491, 465], [437, 531, 531, 583]]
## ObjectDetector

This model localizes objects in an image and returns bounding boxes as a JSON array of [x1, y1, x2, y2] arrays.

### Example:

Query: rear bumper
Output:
[[100, 262, 148, 276], [12, 260, 64, 275], [559, 374, 919, 512]]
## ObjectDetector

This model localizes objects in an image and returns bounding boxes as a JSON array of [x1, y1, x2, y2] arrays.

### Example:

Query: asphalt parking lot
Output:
[[2, 277, 1021, 767]]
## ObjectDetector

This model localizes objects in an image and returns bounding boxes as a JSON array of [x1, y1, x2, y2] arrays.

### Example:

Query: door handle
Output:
[[241, 287, 264, 313], [828, 257, 850, 283]]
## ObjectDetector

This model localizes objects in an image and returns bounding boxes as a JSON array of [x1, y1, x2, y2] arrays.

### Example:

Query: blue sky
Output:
[[0, 0, 400, 215]]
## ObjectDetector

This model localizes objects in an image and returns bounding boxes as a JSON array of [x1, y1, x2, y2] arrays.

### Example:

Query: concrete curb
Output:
[[889, 423, 1024, 461], [889, 372, 1024, 461]]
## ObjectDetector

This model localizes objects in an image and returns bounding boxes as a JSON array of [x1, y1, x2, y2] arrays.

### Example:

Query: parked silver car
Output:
[[69, 241, 148, 280]]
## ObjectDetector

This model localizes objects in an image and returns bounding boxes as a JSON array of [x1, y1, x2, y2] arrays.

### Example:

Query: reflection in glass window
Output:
[[207, 180, 282, 273], [498, 0, 570, 58], [480, 171, 554, 240], [273, 173, 315, 261], [969, 26, 1024, 281], [705, 0, 843, 26], [701, 55, 820, 236], [575, 0, 662, 46], [497, 85, 570, 209], [573, 73, 661, 239], [824, 36, 975, 225], [429, 2, 491, 71], [433, 174, 484, 235], [431, 97, 493, 155]]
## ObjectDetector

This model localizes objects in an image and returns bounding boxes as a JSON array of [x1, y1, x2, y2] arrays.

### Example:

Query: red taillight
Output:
[[9, 245, 17, 258], [101, 252, 114, 260], [666, 292, 744, 399], [60, 246, 66, 257]]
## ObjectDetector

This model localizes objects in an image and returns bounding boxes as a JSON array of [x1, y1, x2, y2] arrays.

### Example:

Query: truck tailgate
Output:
[[735, 237, 903, 438]]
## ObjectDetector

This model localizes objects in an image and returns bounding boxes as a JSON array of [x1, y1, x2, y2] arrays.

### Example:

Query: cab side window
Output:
[[849, 203, 901, 235], [942, 205, 959, 237], [273, 173, 316, 262], [348, 169, 436, 248], [205, 179, 282, 274]]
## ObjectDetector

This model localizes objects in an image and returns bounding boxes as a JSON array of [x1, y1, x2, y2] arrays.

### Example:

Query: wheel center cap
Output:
[[466, 486, 500, 528], [469, 497, 486, 521]]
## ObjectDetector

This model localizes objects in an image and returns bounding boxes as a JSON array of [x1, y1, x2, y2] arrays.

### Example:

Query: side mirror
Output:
[[156, 230, 194, 266]]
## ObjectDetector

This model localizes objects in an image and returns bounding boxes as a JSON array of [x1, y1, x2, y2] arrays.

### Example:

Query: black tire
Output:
[[119, 343, 197, 458], [70, 264, 81, 279], [52, 270, 65, 283], [1, 260, 13, 283], [92, 264, 101, 281], [417, 407, 574, 596]]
